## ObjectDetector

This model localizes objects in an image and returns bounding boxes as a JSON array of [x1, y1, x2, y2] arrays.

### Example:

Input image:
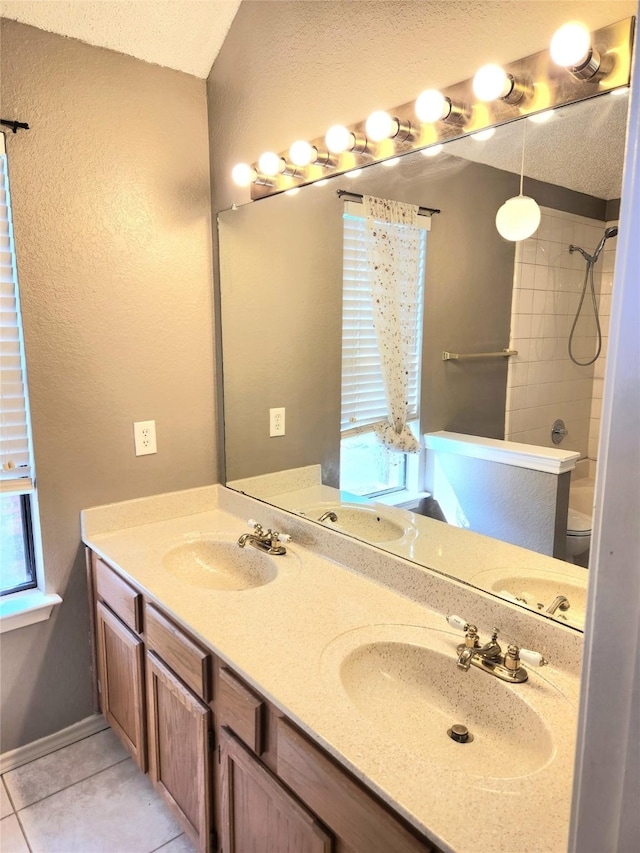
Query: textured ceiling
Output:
[[450, 93, 629, 199], [0, 0, 242, 78]]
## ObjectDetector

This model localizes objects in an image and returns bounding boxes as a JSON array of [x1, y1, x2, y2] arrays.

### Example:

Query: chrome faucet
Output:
[[317, 510, 338, 523], [545, 595, 570, 615], [456, 626, 502, 671], [237, 522, 290, 555], [446, 615, 548, 684]]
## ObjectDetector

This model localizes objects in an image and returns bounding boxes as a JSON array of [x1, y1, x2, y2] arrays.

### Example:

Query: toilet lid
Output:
[[567, 507, 592, 534]]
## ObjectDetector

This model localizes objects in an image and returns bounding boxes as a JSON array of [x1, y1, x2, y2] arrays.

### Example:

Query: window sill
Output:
[[0, 589, 63, 634], [373, 489, 431, 509]]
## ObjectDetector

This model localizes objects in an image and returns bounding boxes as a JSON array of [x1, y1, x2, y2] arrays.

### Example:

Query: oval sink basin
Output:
[[322, 624, 568, 781], [298, 502, 408, 543], [163, 538, 280, 591], [470, 567, 587, 629]]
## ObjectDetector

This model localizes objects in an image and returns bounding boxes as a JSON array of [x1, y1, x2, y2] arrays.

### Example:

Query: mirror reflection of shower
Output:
[[568, 226, 619, 366]]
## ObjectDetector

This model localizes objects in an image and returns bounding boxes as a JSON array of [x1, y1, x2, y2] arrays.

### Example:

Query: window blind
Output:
[[340, 209, 426, 437], [0, 133, 34, 494]]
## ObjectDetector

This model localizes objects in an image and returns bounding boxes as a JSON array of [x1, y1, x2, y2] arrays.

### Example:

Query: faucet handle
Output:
[[273, 531, 292, 543], [518, 647, 548, 668], [247, 519, 261, 530], [446, 614, 470, 632]]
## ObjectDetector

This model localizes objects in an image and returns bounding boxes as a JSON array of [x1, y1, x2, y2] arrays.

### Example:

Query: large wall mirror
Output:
[[218, 91, 629, 633]]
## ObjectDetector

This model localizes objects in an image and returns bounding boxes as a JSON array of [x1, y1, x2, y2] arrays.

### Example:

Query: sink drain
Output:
[[447, 724, 473, 743]]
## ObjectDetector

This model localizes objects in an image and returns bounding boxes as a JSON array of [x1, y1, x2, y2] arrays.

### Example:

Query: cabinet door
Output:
[[147, 652, 213, 853], [220, 727, 333, 853], [96, 601, 146, 771], [277, 719, 433, 853]]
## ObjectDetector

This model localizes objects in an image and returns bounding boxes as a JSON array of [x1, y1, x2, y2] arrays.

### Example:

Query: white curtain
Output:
[[363, 195, 422, 454]]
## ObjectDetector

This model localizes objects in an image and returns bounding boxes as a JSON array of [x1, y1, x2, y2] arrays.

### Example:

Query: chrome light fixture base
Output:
[[248, 17, 634, 199]]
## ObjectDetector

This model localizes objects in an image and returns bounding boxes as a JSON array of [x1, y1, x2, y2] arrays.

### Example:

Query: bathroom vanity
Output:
[[82, 485, 582, 853]]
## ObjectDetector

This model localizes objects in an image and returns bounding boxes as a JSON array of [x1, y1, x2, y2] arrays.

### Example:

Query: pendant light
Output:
[[495, 121, 541, 241]]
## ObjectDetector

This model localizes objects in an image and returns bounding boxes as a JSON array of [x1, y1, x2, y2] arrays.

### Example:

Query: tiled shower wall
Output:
[[588, 222, 617, 460], [505, 207, 617, 461]]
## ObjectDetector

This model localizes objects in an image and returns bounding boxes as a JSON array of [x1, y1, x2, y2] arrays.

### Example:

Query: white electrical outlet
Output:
[[134, 420, 157, 456], [269, 407, 285, 437]]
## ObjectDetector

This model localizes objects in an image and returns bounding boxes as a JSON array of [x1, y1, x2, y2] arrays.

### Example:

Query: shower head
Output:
[[593, 226, 619, 262]]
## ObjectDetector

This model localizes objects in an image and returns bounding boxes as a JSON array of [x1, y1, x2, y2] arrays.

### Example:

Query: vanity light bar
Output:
[[237, 17, 633, 200]]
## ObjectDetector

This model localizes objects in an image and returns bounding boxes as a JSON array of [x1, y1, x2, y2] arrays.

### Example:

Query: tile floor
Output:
[[0, 729, 195, 853]]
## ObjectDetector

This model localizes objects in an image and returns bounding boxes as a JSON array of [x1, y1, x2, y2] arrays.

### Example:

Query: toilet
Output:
[[566, 507, 592, 561]]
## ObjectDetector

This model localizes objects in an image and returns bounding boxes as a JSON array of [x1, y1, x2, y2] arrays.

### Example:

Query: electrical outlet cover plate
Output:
[[134, 420, 157, 456], [269, 407, 285, 437]]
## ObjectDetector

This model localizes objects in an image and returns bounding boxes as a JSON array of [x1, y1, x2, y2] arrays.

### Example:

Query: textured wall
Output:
[[207, 0, 635, 214], [427, 452, 567, 557], [0, 20, 215, 751]]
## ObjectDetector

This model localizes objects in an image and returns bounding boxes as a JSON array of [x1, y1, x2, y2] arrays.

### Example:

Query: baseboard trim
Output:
[[0, 714, 109, 774]]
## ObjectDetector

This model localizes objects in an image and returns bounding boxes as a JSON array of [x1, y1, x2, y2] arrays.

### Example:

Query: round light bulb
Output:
[[289, 140, 315, 167], [415, 90, 449, 123], [382, 157, 400, 168], [528, 110, 554, 124], [550, 22, 591, 68], [231, 163, 256, 187], [365, 111, 396, 142], [421, 144, 444, 157], [344, 168, 363, 179], [325, 125, 353, 154], [285, 187, 300, 196], [258, 151, 283, 176], [470, 127, 496, 141], [473, 64, 510, 101], [496, 195, 541, 241], [315, 178, 329, 187]]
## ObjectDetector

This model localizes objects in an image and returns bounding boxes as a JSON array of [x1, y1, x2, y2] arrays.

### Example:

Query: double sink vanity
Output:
[[81, 484, 582, 853]]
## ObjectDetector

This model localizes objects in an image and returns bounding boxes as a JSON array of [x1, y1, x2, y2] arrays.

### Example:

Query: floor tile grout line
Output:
[[14, 809, 34, 853], [6, 755, 132, 813], [1, 775, 17, 815], [148, 831, 187, 852]]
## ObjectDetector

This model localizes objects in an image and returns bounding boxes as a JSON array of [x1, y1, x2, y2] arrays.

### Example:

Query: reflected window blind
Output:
[[340, 209, 426, 437], [0, 133, 34, 494]]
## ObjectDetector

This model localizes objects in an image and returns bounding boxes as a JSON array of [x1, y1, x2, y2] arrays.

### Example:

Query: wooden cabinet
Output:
[[277, 719, 434, 853], [95, 600, 147, 771], [217, 667, 264, 755], [219, 727, 333, 853], [87, 550, 438, 853], [146, 649, 213, 853], [146, 604, 211, 701]]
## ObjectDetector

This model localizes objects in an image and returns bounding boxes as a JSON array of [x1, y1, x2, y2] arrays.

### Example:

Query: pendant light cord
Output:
[[519, 121, 526, 196]]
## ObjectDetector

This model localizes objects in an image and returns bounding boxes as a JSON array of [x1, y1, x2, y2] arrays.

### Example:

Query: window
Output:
[[0, 132, 39, 596], [339, 203, 426, 497]]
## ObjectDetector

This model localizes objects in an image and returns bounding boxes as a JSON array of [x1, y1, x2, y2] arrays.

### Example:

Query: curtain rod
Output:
[[337, 189, 440, 216], [0, 119, 30, 134]]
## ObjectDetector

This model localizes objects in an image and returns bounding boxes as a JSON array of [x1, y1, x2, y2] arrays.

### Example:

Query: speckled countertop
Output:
[[82, 485, 581, 853], [248, 480, 590, 629]]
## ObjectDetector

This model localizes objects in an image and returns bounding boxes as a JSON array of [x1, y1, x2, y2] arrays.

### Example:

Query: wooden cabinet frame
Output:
[[95, 600, 147, 771], [219, 726, 333, 853], [88, 551, 437, 853], [147, 651, 213, 853]]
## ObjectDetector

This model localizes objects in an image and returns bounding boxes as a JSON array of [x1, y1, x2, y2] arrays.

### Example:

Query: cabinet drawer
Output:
[[218, 667, 264, 754], [95, 557, 142, 633], [145, 604, 211, 702], [277, 719, 434, 853]]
